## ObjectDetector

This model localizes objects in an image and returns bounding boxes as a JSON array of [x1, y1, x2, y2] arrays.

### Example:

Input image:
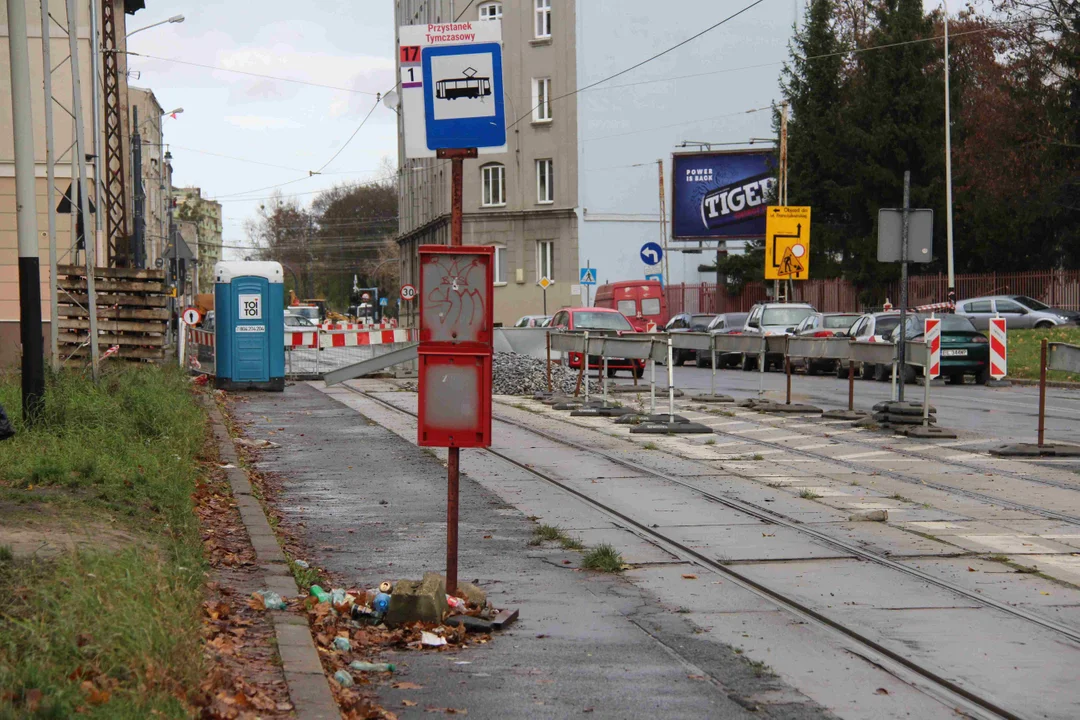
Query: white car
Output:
[[842, 312, 902, 380]]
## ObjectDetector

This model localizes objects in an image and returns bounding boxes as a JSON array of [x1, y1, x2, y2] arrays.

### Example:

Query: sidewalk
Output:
[[231, 382, 830, 720]]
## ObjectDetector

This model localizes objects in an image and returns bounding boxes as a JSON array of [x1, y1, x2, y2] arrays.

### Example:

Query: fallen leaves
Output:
[[392, 682, 424, 690], [682, 574, 698, 580], [875, 687, 890, 695]]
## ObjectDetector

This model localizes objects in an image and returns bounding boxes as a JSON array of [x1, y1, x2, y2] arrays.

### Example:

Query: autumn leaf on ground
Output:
[[682, 574, 698, 580], [403, 699, 418, 707], [392, 681, 424, 690], [248, 593, 266, 611]]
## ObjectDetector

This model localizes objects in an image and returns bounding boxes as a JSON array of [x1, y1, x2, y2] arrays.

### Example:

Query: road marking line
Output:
[[835, 450, 893, 460]]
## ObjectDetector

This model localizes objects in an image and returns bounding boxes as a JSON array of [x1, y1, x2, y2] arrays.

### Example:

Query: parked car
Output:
[[842, 312, 903, 380], [284, 313, 317, 329], [594, 280, 668, 332], [792, 312, 861, 375], [664, 313, 718, 366], [887, 314, 991, 384], [739, 303, 816, 371], [698, 312, 749, 368], [514, 315, 551, 328], [548, 307, 645, 378], [956, 295, 1079, 330]]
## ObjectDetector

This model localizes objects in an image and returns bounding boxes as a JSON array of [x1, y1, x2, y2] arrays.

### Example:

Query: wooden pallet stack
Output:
[[56, 265, 169, 364]]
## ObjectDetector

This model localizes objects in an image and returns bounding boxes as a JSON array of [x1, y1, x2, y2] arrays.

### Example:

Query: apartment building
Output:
[[0, 0, 141, 365], [394, 0, 578, 327], [393, 0, 797, 324], [128, 86, 173, 270], [173, 186, 223, 291]]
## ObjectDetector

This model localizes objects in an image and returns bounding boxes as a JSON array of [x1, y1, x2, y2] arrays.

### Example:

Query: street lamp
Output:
[[127, 14, 184, 38], [943, 0, 955, 304]]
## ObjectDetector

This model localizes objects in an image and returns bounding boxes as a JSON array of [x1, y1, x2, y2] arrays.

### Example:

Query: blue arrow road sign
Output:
[[645, 273, 663, 286], [640, 242, 663, 266], [422, 43, 506, 150], [579, 268, 597, 285]]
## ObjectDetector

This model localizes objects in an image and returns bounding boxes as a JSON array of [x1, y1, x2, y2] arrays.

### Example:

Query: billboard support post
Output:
[[777, 102, 789, 303]]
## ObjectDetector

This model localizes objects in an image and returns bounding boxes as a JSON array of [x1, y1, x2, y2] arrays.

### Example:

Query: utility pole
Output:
[[942, 1, 955, 306], [132, 106, 146, 268], [777, 102, 789, 303], [898, 171, 911, 403], [8, 0, 45, 420], [657, 160, 669, 285], [67, 0, 100, 380], [40, 0, 59, 370]]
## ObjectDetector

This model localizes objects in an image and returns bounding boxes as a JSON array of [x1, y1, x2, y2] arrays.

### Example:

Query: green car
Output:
[[889, 314, 991, 385]]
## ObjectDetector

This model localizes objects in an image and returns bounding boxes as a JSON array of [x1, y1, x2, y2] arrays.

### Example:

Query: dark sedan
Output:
[[888, 314, 991, 384], [665, 313, 719, 366]]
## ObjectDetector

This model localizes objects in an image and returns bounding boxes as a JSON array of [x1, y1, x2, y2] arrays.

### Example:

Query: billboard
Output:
[[671, 150, 778, 240]]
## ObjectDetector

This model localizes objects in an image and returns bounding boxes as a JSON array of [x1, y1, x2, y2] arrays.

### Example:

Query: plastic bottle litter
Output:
[[293, 559, 309, 569], [379, 581, 392, 593], [332, 636, 352, 652], [333, 670, 354, 688], [254, 590, 287, 610], [372, 592, 391, 614], [350, 661, 395, 673], [350, 604, 381, 622], [446, 595, 466, 612], [330, 588, 349, 607], [310, 585, 331, 604]]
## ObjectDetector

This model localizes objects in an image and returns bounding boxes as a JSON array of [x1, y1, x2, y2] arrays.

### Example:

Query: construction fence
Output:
[[668, 270, 1080, 316]]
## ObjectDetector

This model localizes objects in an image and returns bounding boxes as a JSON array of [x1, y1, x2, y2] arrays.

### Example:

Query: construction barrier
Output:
[[285, 327, 418, 379]]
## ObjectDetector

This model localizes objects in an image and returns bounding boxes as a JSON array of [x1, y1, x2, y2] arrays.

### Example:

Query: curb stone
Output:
[[205, 399, 340, 720]]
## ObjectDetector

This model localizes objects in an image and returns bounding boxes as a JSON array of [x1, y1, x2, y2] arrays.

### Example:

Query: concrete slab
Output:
[[658, 524, 851, 562]]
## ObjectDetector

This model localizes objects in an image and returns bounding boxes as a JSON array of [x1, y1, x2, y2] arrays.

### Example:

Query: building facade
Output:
[[173, 186, 223, 291], [0, 0, 140, 366], [394, 0, 579, 327], [128, 86, 173, 271], [393, 0, 798, 324]]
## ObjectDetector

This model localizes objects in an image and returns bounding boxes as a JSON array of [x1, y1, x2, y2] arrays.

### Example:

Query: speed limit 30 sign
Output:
[[400, 284, 417, 301]]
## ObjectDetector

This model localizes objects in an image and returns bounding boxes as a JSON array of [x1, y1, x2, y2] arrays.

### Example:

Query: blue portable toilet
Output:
[[214, 261, 285, 392]]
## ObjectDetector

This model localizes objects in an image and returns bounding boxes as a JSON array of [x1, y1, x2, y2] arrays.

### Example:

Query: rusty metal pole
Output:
[[785, 356, 792, 405], [546, 332, 553, 393], [1038, 339, 1048, 447], [436, 148, 475, 597], [848, 360, 855, 411]]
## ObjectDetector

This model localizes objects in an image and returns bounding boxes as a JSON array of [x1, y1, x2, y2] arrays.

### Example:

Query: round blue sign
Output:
[[640, 242, 663, 266]]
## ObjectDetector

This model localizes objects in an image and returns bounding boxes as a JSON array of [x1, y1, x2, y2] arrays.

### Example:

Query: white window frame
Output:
[[536, 240, 554, 283], [536, 158, 553, 204], [532, 77, 552, 122], [534, 0, 551, 38], [494, 245, 507, 285], [481, 163, 505, 207], [478, 2, 502, 20]]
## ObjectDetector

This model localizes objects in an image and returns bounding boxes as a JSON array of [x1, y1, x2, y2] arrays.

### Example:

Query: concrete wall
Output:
[[574, 0, 799, 288]]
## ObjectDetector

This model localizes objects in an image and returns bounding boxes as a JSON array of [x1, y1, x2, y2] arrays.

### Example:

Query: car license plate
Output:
[[941, 348, 967, 357]]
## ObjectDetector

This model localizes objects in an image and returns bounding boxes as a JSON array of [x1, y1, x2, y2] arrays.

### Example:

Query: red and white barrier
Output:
[[914, 301, 956, 313], [925, 317, 941, 378], [990, 317, 1007, 379], [286, 328, 417, 349], [318, 319, 398, 331], [187, 327, 215, 347]]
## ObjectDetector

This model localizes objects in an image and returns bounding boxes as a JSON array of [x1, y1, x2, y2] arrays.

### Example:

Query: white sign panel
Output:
[[399, 21, 506, 159], [238, 294, 262, 320]]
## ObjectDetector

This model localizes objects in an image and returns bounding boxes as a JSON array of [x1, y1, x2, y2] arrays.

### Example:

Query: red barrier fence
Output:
[[667, 270, 1080, 315]]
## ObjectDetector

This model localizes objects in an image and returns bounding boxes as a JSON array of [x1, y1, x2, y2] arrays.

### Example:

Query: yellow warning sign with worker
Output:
[[765, 206, 811, 280]]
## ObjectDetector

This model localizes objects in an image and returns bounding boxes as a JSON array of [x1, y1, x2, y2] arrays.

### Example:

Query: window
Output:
[[995, 299, 1024, 313], [478, 2, 502, 19], [535, 0, 551, 38], [617, 300, 636, 316], [573, 311, 634, 332], [532, 77, 551, 122], [551, 311, 569, 328], [536, 240, 554, 282], [968, 300, 993, 313], [481, 164, 505, 206], [494, 245, 507, 284], [536, 159, 553, 203], [641, 298, 661, 316]]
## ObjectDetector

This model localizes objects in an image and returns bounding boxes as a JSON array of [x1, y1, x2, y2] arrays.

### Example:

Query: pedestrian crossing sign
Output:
[[579, 268, 597, 285], [765, 206, 811, 280]]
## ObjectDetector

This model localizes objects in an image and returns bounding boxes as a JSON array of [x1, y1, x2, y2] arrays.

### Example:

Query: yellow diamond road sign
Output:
[[765, 206, 811, 280], [539, 276, 552, 290]]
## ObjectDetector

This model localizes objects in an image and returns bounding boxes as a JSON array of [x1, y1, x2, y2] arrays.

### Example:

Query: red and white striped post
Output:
[[923, 317, 941, 426], [989, 317, 1007, 379]]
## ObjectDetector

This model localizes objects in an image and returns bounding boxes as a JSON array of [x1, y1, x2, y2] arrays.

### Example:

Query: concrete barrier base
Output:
[[989, 443, 1080, 457], [759, 403, 823, 414], [571, 406, 634, 418], [690, 393, 735, 403], [611, 385, 684, 397], [893, 425, 957, 439], [822, 409, 869, 420], [630, 422, 712, 435]]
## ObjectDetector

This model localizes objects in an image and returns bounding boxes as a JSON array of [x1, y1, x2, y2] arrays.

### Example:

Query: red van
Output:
[[593, 280, 668, 332]]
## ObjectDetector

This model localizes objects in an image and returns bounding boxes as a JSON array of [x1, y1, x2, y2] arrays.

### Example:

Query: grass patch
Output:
[[528, 524, 584, 550], [1005, 327, 1080, 382], [643, 442, 660, 451], [581, 543, 624, 573], [0, 366, 208, 717], [704, 439, 716, 446], [799, 489, 822, 499], [752, 454, 765, 461], [890, 493, 912, 502]]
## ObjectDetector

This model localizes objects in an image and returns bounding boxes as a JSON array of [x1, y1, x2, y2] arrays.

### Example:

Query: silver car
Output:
[[956, 295, 1079, 330], [740, 303, 815, 371]]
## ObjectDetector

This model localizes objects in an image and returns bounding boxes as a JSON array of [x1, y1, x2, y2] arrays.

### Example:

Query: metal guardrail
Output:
[[785, 336, 852, 360], [848, 340, 898, 366]]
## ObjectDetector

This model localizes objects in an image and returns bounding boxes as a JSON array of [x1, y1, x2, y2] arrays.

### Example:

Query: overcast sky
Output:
[[126, 1, 398, 258]]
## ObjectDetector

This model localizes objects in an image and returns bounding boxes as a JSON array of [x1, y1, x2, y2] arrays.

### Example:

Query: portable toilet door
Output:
[[214, 261, 285, 392]]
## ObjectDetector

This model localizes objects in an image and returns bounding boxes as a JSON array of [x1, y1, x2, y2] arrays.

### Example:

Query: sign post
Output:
[[401, 20, 504, 595], [579, 265, 596, 306]]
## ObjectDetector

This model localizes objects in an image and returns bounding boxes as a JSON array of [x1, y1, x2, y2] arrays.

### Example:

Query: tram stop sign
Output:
[[399, 21, 506, 158]]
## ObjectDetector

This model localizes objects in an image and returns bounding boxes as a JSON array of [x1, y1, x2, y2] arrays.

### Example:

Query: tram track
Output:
[[339, 382, 1080, 720]]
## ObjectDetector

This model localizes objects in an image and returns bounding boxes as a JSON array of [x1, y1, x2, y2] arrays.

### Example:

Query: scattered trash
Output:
[[373, 592, 392, 614], [446, 595, 467, 612], [848, 510, 888, 522], [235, 437, 281, 449], [310, 585, 331, 604], [330, 588, 349, 607], [421, 631, 448, 647], [447, 615, 493, 633], [333, 669, 354, 688], [294, 559, 310, 569], [379, 580, 393, 593], [350, 660, 395, 673], [217, 462, 237, 469], [253, 590, 287, 610], [0, 403, 13, 441], [332, 636, 352, 652]]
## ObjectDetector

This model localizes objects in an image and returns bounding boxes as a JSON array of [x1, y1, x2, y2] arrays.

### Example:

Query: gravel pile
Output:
[[493, 351, 600, 396]]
